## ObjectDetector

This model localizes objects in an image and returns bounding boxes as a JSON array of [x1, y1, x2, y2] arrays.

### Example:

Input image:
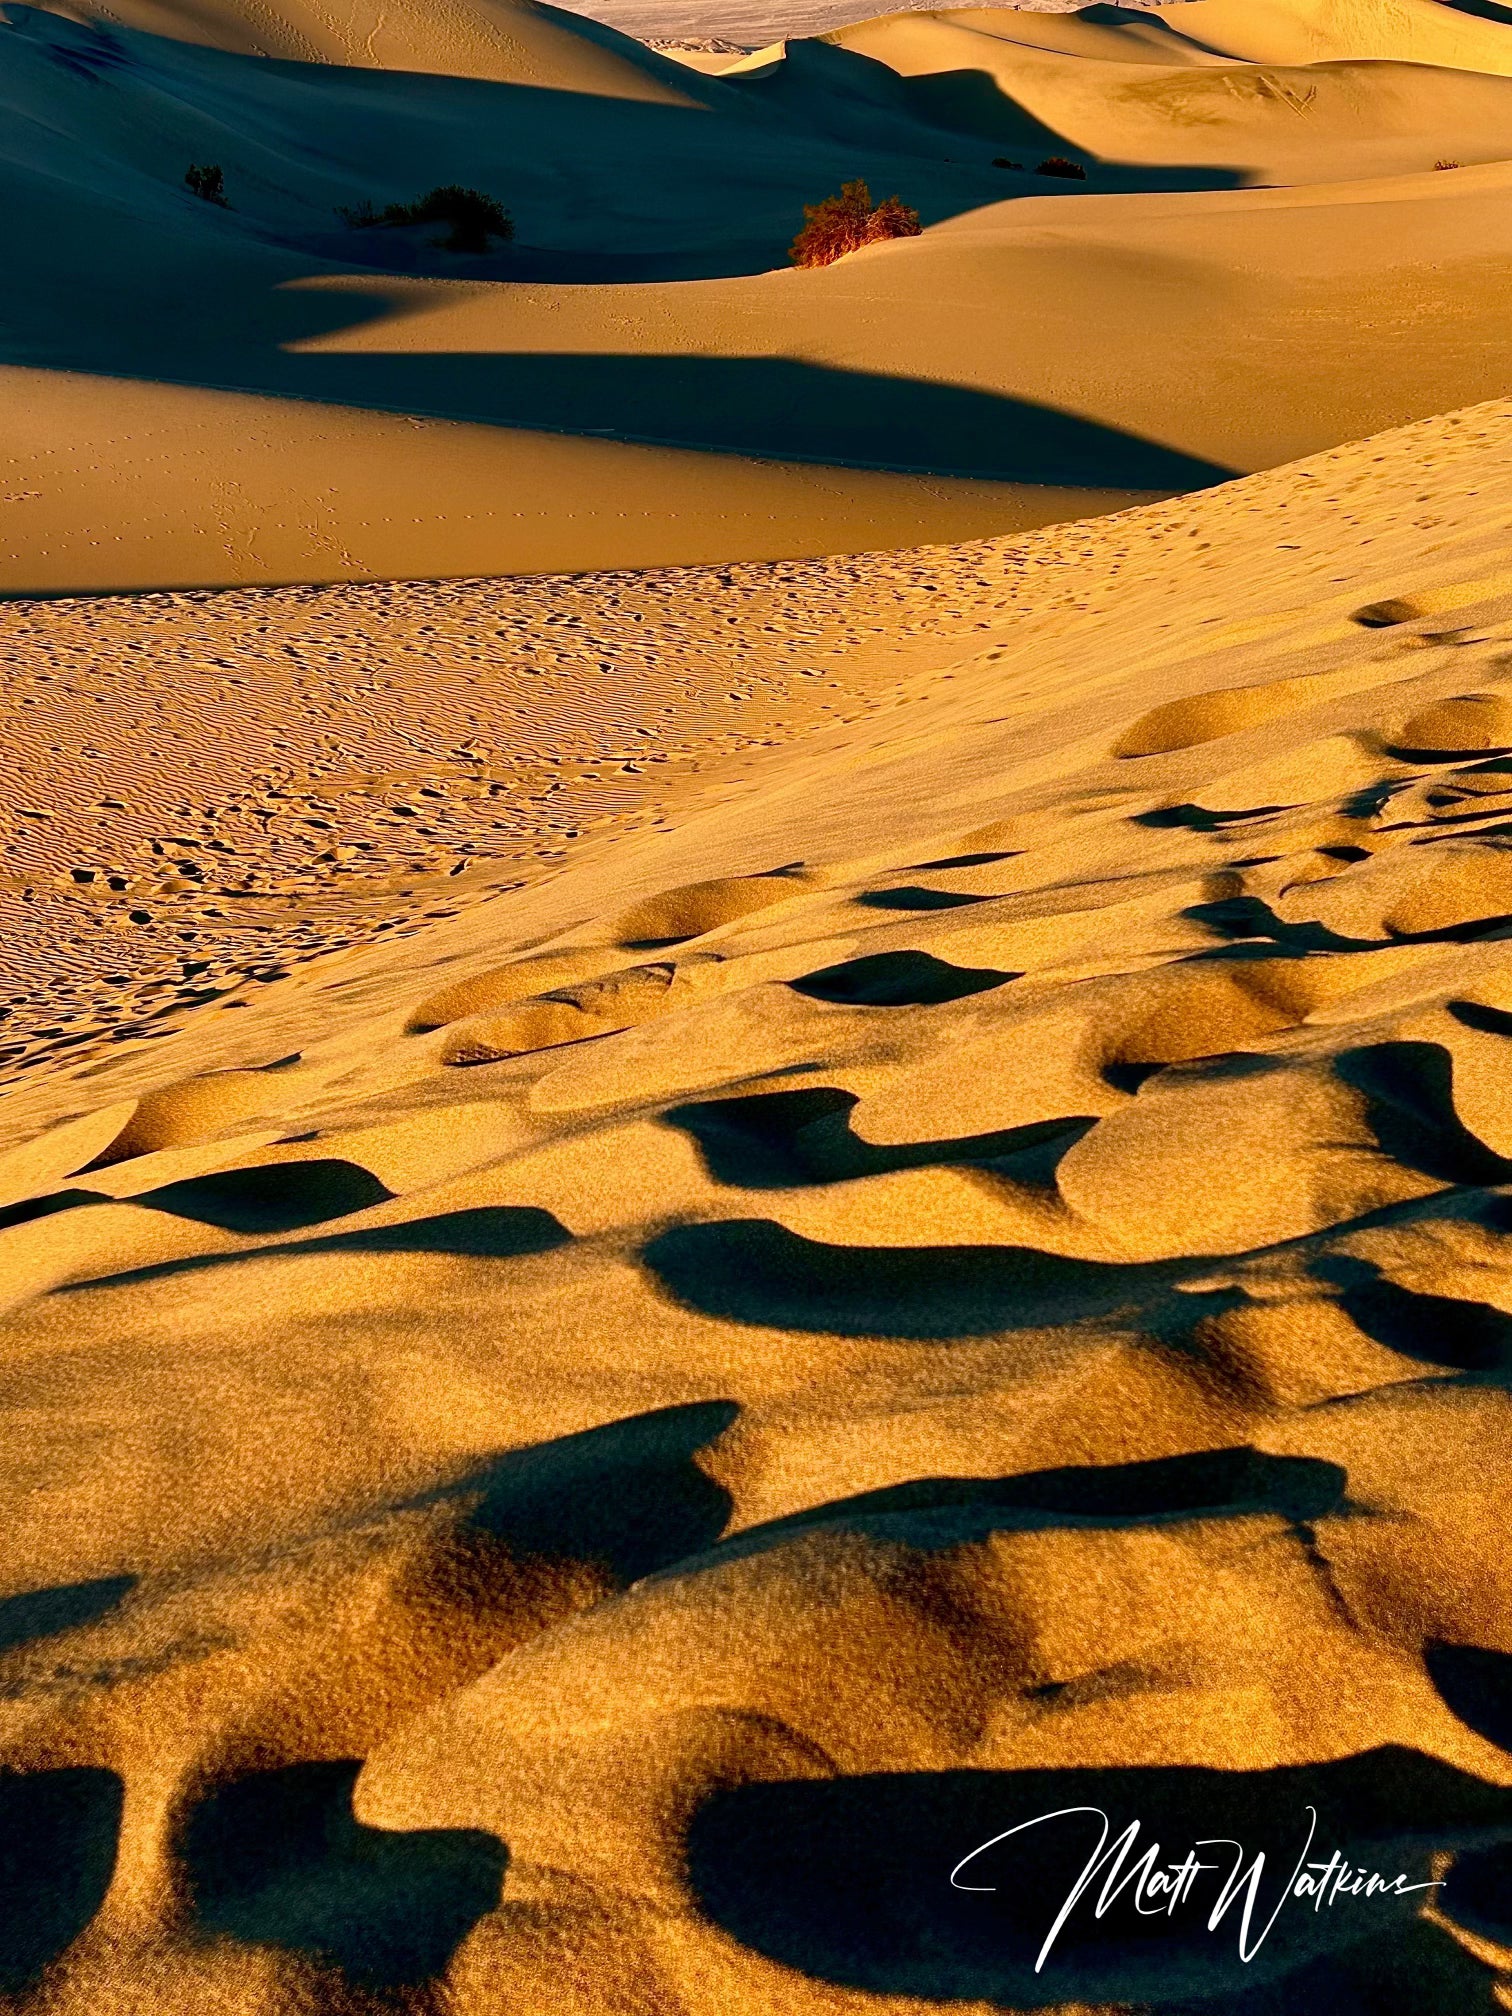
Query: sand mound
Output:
[[34, 0, 702, 88], [8, 399, 1512, 2008], [1148, 0, 1512, 74], [824, 8, 1512, 179]]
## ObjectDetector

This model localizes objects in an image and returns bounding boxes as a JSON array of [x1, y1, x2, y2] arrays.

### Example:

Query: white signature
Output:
[[949, 1805, 1442, 1972]]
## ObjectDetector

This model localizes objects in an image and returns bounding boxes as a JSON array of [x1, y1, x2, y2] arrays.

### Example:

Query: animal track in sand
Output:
[[0, 539, 1039, 1089]]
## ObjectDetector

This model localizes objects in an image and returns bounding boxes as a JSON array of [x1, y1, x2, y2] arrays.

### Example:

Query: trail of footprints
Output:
[[0, 542, 1047, 1091], [13, 595, 1512, 2008]]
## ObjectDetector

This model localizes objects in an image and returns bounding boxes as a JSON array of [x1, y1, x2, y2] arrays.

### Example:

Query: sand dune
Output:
[[37, 0, 705, 86], [8, 392, 1512, 2009], [1144, 0, 1512, 73], [13, 6, 1512, 2002], [824, 9, 1512, 175], [11, 0, 1512, 588]]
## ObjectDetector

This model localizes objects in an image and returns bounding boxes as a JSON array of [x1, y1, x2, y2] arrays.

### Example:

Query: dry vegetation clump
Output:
[[185, 162, 228, 206], [338, 184, 514, 252], [789, 179, 920, 268], [1035, 156, 1087, 180]]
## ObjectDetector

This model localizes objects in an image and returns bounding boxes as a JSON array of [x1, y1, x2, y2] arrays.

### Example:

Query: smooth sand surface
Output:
[[8, 393, 1512, 2008], [10, 0, 1512, 589]]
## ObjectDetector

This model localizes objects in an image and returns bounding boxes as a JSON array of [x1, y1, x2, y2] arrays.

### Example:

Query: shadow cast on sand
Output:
[[661, 1084, 1089, 1192], [788, 949, 1015, 1006], [210, 348, 1239, 491], [670, 1445, 1350, 1578], [54, 1198, 573, 1295], [642, 1217, 1190, 1337], [180, 1759, 505, 1989], [0, 1769, 124, 1994], [685, 1748, 1512, 2008], [1188, 893, 1512, 956], [0, 1574, 137, 1655], [133, 1158, 394, 1234], [413, 1399, 739, 1586]]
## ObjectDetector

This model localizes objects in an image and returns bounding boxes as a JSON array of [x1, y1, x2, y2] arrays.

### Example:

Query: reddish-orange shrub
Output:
[[789, 180, 921, 269]]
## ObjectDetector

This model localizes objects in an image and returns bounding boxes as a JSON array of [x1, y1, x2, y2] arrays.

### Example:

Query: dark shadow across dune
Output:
[[0, 1574, 136, 1655], [418, 1399, 739, 1584], [54, 1202, 572, 1293], [134, 1157, 393, 1233], [661, 1084, 1092, 1190], [180, 1759, 505, 1990], [673, 1446, 1349, 1577], [246, 350, 1239, 491], [686, 1749, 1512, 2006], [0, 1769, 123, 1993], [642, 1218, 1175, 1336], [789, 950, 1014, 1005]]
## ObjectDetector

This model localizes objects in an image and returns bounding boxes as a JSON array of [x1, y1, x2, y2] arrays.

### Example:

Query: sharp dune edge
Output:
[[14, 0, 1512, 2012]]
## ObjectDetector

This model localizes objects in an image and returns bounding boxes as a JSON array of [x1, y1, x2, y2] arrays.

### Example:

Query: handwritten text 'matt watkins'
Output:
[[950, 1805, 1442, 1972]]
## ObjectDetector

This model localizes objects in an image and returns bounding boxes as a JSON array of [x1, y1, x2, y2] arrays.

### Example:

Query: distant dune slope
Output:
[[31, 0, 706, 88], [10, 0, 1512, 588], [824, 9, 1512, 176], [552, 0, 1512, 60], [1146, 0, 1512, 73]]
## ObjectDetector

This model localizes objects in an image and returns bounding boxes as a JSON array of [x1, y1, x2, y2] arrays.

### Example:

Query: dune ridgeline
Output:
[[10, 0, 1512, 2013]]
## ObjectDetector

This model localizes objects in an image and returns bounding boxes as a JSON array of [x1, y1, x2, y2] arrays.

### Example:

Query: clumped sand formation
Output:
[[7, 395, 1512, 2008]]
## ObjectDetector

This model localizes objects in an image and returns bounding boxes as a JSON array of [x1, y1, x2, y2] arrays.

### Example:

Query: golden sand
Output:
[[4, 389, 1512, 2009]]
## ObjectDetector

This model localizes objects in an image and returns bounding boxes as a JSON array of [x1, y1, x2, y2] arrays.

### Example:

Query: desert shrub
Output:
[[991, 157, 1023, 170], [1035, 156, 1087, 180], [789, 179, 921, 269], [1434, 159, 1461, 171], [337, 184, 514, 252], [185, 163, 228, 207]]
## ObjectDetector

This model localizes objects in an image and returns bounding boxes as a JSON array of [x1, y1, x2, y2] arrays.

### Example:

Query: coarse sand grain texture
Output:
[[11, 0, 1512, 2010]]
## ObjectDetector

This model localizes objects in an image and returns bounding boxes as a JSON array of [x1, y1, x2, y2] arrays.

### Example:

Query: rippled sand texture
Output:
[[6, 397, 1512, 2010]]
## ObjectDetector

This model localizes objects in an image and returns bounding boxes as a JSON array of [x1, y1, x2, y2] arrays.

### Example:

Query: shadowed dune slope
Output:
[[7, 398, 1512, 2008], [29, 0, 708, 86]]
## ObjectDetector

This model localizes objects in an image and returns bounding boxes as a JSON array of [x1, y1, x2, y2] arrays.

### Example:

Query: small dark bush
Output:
[[789, 179, 921, 269], [991, 157, 1022, 170], [1035, 156, 1087, 180], [185, 163, 228, 207], [1435, 158, 1461, 171], [338, 184, 514, 253]]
